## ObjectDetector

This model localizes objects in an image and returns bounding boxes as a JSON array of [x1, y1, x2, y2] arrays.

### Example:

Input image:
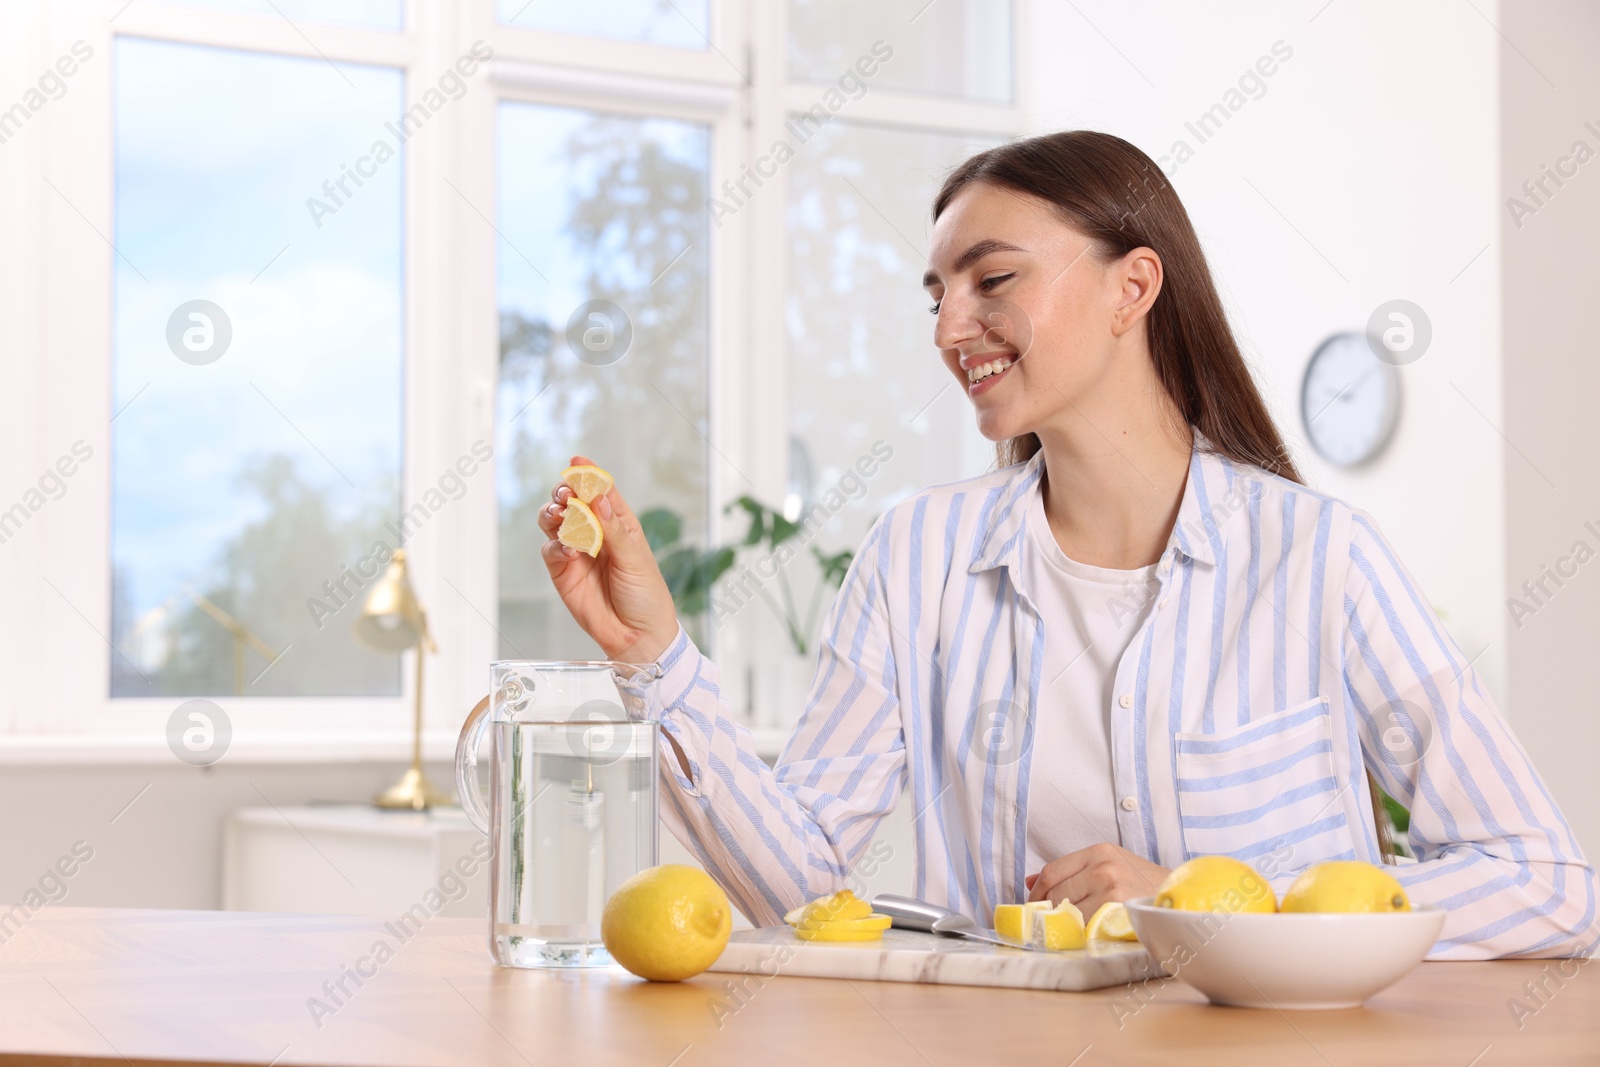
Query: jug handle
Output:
[[455, 693, 493, 836]]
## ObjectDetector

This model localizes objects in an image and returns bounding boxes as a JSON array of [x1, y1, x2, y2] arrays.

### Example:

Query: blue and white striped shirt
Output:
[[625, 443, 1597, 959]]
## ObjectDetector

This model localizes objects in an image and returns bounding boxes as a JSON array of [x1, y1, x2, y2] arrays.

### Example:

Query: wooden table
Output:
[[0, 908, 1593, 1066]]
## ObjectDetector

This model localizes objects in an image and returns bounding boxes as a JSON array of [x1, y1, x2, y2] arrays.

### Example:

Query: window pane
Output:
[[497, 0, 709, 49], [497, 104, 710, 660], [162, 0, 402, 31], [784, 121, 996, 634], [789, 0, 1013, 104], [111, 39, 403, 697]]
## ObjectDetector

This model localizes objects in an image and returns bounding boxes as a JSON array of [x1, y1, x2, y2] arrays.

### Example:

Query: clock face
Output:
[[1300, 332, 1400, 467]]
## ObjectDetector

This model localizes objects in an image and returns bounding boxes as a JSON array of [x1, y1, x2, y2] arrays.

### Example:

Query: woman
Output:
[[538, 131, 1595, 960]]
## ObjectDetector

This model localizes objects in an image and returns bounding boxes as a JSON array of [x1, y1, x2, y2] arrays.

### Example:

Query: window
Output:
[[789, 0, 1014, 104], [497, 0, 710, 48], [786, 121, 1001, 555], [8, 0, 1020, 757], [496, 103, 711, 661], [160, 0, 403, 31], [110, 38, 404, 698]]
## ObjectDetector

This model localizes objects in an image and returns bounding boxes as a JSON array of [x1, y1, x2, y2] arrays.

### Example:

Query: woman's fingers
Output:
[[540, 536, 579, 573], [538, 454, 679, 663], [1027, 844, 1170, 915], [1027, 853, 1086, 902], [590, 483, 654, 569], [537, 501, 562, 539]]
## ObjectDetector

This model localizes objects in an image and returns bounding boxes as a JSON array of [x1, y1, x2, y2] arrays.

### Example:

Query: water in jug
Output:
[[456, 659, 660, 967]]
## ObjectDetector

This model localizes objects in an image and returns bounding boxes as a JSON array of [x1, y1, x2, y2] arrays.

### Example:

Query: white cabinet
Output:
[[222, 793, 913, 924], [222, 805, 489, 919]]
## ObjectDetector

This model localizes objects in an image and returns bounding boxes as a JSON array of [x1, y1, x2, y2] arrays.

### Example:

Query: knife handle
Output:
[[870, 894, 952, 932]]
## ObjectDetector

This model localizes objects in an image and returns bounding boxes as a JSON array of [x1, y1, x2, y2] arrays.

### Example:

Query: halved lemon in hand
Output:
[[561, 464, 614, 504], [1086, 901, 1138, 942], [557, 498, 604, 557]]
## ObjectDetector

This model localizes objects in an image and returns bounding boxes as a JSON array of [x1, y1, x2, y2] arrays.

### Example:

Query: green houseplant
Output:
[[638, 507, 735, 649], [724, 495, 853, 657], [640, 498, 854, 657]]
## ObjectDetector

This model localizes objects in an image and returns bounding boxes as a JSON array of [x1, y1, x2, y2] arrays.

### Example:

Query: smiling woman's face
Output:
[[924, 181, 1131, 445]]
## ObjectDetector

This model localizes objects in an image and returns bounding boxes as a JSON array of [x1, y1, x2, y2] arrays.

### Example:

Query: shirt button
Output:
[[1121, 796, 1139, 812], [1119, 694, 1133, 709]]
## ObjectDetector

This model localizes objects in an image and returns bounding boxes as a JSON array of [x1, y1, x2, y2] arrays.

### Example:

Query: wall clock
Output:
[[1300, 331, 1401, 467]]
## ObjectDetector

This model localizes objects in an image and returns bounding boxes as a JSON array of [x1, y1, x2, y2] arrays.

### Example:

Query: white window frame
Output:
[[0, 0, 1025, 764]]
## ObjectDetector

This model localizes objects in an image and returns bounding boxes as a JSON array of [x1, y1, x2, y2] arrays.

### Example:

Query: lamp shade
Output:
[[354, 549, 427, 652]]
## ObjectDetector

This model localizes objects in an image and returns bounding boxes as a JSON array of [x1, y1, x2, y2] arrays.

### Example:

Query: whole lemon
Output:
[[1154, 855, 1277, 913], [601, 865, 733, 981], [1280, 861, 1411, 913]]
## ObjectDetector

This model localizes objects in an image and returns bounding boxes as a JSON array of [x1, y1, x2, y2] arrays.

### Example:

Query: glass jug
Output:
[[455, 659, 661, 968]]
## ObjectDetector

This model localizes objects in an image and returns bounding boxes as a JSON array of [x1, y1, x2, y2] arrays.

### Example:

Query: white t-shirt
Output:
[[1020, 489, 1160, 876]]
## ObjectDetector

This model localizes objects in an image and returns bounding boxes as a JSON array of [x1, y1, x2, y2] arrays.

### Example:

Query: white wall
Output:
[[1499, 0, 1600, 867]]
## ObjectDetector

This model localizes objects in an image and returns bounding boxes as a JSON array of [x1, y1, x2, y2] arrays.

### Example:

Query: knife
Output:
[[871, 894, 1045, 952]]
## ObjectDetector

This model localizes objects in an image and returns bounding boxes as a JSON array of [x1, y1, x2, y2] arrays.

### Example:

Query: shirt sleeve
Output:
[[1342, 512, 1598, 959], [617, 517, 907, 927]]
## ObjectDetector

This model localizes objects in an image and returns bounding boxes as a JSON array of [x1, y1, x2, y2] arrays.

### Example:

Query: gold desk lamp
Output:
[[354, 550, 453, 810]]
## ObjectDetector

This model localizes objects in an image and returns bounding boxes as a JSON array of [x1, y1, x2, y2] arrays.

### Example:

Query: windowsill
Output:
[[0, 727, 793, 765], [0, 730, 464, 766]]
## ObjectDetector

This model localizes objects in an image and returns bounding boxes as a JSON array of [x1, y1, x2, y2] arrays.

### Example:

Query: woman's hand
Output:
[[1024, 843, 1169, 918], [538, 455, 679, 664]]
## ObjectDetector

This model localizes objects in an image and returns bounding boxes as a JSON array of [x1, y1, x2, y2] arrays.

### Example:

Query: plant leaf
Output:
[[702, 545, 737, 586], [725, 495, 767, 547], [639, 507, 682, 553], [768, 511, 801, 550], [656, 546, 699, 600], [812, 547, 854, 588]]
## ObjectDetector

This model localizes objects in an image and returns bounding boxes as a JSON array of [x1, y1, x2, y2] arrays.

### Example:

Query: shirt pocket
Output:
[[1173, 696, 1354, 863]]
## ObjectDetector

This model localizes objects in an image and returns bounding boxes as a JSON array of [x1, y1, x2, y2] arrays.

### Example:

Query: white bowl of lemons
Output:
[[1125, 857, 1446, 1010]]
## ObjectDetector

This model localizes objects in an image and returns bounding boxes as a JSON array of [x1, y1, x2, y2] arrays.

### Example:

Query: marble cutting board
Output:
[[708, 926, 1170, 992]]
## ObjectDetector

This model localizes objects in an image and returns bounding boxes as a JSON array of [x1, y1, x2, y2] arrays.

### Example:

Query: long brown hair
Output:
[[934, 130, 1296, 479], [934, 130, 1395, 860]]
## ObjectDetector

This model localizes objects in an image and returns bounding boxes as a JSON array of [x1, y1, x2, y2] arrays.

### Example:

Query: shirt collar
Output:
[[968, 436, 1246, 576]]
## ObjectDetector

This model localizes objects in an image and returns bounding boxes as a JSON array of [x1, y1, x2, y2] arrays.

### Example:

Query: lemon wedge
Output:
[[994, 900, 1049, 943], [1086, 901, 1139, 942], [993, 899, 1083, 949], [1034, 900, 1086, 950], [560, 464, 614, 504], [557, 497, 604, 557]]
